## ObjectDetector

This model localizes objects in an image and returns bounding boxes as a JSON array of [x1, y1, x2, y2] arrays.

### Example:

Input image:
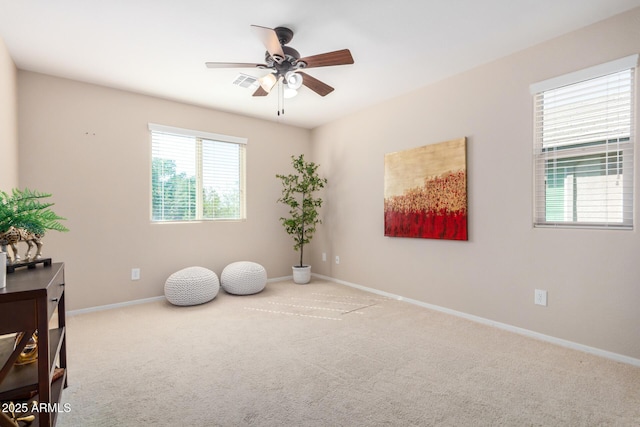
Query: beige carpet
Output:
[[56, 279, 640, 426]]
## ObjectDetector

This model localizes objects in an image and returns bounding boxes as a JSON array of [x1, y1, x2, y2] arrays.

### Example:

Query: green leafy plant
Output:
[[276, 154, 327, 268], [0, 188, 68, 235]]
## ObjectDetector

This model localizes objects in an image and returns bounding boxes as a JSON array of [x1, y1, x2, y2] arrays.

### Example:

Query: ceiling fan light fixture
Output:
[[285, 71, 303, 90], [259, 73, 278, 92], [284, 87, 298, 99]]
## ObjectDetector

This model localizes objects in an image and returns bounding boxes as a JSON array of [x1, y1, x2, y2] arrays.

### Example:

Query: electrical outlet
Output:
[[534, 289, 547, 306], [131, 268, 140, 281], [322, 252, 327, 262], [335, 256, 340, 264]]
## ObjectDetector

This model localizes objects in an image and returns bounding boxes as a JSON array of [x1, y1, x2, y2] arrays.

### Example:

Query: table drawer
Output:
[[47, 282, 65, 320]]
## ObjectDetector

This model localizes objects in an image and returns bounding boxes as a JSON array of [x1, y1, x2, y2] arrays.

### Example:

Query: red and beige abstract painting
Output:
[[384, 137, 467, 240]]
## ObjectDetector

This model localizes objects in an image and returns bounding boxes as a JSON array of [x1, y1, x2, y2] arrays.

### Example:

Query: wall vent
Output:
[[233, 73, 259, 89]]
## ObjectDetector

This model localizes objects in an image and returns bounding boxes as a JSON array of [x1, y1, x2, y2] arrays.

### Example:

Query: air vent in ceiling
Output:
[[232, 73, 259, 89]]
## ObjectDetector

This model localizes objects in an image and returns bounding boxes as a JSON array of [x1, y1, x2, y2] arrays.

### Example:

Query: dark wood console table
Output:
[[0, 263, 67, 427]]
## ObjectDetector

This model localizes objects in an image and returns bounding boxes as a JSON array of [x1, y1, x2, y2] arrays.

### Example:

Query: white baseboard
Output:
[[67, 272, 640, 367], [68, 295, 167, 316], [68, 275, 293, 316], [268, 275, 293, 283], [312, 273, 640, 368]]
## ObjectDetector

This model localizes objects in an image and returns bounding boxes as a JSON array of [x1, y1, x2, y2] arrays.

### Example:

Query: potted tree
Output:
[[276, 154, 327, 284]]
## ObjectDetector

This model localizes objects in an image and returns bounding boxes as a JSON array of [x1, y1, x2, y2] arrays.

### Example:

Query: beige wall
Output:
[[11, 8, 640, 360], [18, 72, 311, 310], [0, 36, 18, 189], [310, 8, 640, 360]]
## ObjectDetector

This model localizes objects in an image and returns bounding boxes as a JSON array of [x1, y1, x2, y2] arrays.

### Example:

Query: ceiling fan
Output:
[[205, 25, 354, 98]]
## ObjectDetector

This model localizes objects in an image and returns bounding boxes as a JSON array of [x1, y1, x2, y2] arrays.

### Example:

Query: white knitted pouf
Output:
[[221, 261, 267, 295], [164, 266, 220, 306]]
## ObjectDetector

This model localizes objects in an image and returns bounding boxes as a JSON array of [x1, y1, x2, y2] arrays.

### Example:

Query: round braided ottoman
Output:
[[221, 261, 267, 295], [164, 266, 220, 306]]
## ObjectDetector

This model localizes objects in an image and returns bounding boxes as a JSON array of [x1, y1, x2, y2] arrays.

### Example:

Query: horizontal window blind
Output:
[[532, 59, 636, 229], [149, 124, 246, 222], [152, 131, 197, 221]]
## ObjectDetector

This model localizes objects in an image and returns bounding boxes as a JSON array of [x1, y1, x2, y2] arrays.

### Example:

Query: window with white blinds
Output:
[[149, 123, 246, 222], [531, 55, 637, 229]]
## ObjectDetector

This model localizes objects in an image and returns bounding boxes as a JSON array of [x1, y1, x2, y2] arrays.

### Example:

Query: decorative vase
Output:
[[1, 251, 6, 289], [292, 265, 311, 284]]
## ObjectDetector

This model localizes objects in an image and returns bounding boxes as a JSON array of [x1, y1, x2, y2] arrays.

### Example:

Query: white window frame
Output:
[[149, 123, 247, 222], [530, 55, 637, 229]]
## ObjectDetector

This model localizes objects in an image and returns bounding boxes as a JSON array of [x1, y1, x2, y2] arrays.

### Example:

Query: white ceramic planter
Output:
[[292, 265, 311, 284], [1, 251, 6, 289]]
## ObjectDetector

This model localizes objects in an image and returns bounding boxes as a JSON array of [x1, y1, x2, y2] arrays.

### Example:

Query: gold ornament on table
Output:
[[13, 332, 38, 366], [1, 403, 36, 426]]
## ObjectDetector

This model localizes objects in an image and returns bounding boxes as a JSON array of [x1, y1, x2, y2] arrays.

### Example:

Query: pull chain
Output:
[[275, 80, 285, 117], [279, 81, 285, 116]]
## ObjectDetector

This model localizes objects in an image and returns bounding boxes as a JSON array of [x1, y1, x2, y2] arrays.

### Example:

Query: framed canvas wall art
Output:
[[384, 137, 467, 240]]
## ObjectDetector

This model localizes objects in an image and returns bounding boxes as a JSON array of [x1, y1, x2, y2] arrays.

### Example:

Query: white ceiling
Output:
[[2, 0, 640, 129]]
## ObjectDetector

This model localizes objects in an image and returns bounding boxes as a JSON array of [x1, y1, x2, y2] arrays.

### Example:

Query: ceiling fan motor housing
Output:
[[265, 45, 304, 76]]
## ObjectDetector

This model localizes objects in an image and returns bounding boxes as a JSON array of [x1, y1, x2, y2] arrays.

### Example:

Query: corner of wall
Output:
[[0, 36, 19, 190]]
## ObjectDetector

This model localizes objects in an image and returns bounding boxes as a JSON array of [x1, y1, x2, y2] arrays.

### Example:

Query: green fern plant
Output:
[[0, 188, 68, 235]]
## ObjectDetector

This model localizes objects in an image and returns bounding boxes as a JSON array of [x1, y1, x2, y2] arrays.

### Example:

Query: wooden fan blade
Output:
[[298, 72, 334, 96], [252, 86, 269, 97], [205, 62, 266, 69], [251, 25, 285, 63], [297, 49, 354, 69]]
